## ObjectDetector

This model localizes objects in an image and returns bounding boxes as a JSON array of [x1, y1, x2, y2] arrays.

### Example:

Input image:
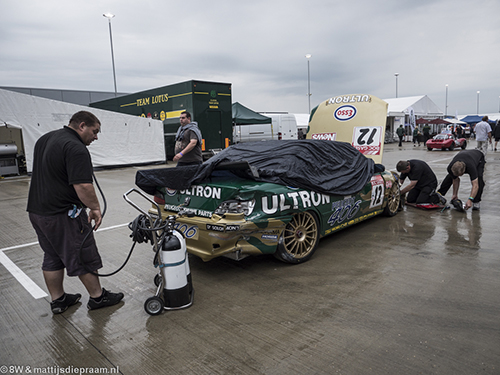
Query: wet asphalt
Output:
[[0, 140, 499, 375]]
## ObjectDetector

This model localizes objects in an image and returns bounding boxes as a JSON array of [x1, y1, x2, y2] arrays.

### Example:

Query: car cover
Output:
[[136, 140, 375, 196]]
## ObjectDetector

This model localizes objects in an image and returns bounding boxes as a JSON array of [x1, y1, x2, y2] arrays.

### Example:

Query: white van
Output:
[[233, 123, 274, 143], [260, 113, 298, 140], [233, 113, 298, 143]]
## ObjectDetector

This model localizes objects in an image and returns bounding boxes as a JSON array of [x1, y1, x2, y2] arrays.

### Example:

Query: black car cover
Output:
[[136, 140, 375, 196]]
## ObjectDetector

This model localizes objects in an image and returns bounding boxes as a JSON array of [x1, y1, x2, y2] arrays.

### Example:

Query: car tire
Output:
[[383, 180, 400, 217], [427, 147, 433, 151], [448, 143, 455, 151], [461, 141, 467, 150], [274, 211, 320, 264]]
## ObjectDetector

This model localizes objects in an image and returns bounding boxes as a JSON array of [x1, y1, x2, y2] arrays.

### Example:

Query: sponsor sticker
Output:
[[206, 224, 241, 232], [206, 224, 225, 232], [165, 188, 177, 196], [311, 132, 336, 141], [334, 105, 357, 121], [261, 234, 278, 241]]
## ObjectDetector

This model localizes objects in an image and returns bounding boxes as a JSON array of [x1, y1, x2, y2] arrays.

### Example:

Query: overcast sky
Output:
[[1, 0, 499, 116]]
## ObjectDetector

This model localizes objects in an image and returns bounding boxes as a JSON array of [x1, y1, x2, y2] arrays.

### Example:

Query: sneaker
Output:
[[87, 288, 124, 310], [472, 202, 480, 211], [50, 293, 82, 314], [435, 191, 447, 205], [451, 198, 465, 212]]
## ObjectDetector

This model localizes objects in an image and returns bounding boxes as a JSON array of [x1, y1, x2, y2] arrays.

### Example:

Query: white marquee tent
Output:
[[384, 95, 443, 118], [0, 89, 165, 173]]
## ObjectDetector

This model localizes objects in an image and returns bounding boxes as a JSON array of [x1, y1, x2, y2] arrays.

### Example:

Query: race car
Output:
[[136, 140, 401, 264], [426, 132, 467, 151]]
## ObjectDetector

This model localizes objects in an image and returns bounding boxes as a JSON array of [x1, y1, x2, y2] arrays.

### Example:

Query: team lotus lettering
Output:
[[311, 133, 336, 141], [328, 197, 362, 226], [136, 94, 169, 107], [177, 185, 222, 200], [262, 191, 330, 214], [327, 95, 370, 105]]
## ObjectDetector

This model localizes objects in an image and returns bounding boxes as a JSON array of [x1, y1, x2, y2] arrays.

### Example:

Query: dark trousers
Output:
[[407, 185, 439, 204], [438, 162, 485, 203], [398, 135, 403, 146]]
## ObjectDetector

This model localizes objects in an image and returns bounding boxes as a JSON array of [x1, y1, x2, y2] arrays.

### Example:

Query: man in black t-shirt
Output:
[[437, 149, 485, 210], [396, 159, 444, 205], [27, 111, 124, 314]]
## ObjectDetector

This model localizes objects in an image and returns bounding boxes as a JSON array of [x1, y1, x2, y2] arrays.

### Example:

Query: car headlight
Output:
[[214, 199, 255, 216]]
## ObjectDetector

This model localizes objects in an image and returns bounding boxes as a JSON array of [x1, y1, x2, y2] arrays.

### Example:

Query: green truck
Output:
[[90, 80, 233, 160]]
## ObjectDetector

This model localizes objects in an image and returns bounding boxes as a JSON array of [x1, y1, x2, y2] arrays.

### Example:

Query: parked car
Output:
[[426, 132, 467, 151], [136, 140, 401, 264]]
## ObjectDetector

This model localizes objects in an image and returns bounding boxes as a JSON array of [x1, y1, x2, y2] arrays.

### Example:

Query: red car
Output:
[[426, 132, 467, 151]]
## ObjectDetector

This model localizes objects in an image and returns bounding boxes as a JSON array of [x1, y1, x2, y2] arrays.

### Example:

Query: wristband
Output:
[[179, 152, 183, 156], [468, 196, 474, 201]]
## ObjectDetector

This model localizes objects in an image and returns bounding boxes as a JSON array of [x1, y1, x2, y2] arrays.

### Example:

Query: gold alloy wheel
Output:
[[384, 181, 401, 216], [281, 211, 319, 260]]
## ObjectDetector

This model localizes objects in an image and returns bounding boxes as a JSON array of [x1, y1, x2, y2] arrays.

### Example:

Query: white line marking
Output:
[[0, 222, 129, 299], [0, 251, 48, 299]]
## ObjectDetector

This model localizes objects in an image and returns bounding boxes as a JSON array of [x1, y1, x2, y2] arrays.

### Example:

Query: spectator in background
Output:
[[396, 125, 405, 147], [493, 120, 500, 151], [474, 116, 492, 155]]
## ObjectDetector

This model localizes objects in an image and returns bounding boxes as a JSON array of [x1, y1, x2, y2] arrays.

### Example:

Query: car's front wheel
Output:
[[448, 143, 455, 151], [461, 141, 467, 150], [383, 180, 401, 217], [274, 211, 320, 264]]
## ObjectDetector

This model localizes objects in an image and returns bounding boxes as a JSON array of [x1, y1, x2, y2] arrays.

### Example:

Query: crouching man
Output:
[[396, 160, 446, 205], [437, 149, 485, 211]]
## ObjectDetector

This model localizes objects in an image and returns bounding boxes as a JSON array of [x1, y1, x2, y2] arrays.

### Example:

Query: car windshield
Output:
[[434, 134, 448, 140]]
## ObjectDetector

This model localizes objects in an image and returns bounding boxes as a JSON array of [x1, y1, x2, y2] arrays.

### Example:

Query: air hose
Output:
[[78, 173, 166, 277]]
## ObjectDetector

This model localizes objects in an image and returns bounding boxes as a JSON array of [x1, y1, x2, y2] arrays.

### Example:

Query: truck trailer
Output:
[[90, 80, 232, 160]]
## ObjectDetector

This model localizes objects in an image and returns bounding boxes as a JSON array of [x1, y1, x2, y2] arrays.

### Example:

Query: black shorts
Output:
[[29, 211, 102, 276]]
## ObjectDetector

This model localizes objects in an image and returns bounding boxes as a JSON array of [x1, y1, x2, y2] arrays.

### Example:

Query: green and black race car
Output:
[[136, 140, 400, 264]]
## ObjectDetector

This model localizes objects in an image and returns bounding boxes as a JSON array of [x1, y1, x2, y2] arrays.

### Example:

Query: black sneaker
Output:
[[50, 293, 82, 314], [87, 288, 124, 310], [451, 198, 465, 212], [435, 191, 447, 205]]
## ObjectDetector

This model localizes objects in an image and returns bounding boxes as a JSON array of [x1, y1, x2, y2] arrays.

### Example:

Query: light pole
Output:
[[103, 13, 117, 96], [445, 84, 448, 117], [477, 91, 480, 115], [394, 73, 399, 98], [498, 96, 500, 113], [305, 54, 312, 113]]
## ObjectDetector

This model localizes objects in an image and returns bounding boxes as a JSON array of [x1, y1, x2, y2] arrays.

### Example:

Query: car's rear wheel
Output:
[[461, 141, 467, 149], [383, 180, 400, 217], [274, 211, 320, 264]]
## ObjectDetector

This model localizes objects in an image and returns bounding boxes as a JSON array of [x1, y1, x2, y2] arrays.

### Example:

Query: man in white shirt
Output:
[[474, 116, 492, 155]]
